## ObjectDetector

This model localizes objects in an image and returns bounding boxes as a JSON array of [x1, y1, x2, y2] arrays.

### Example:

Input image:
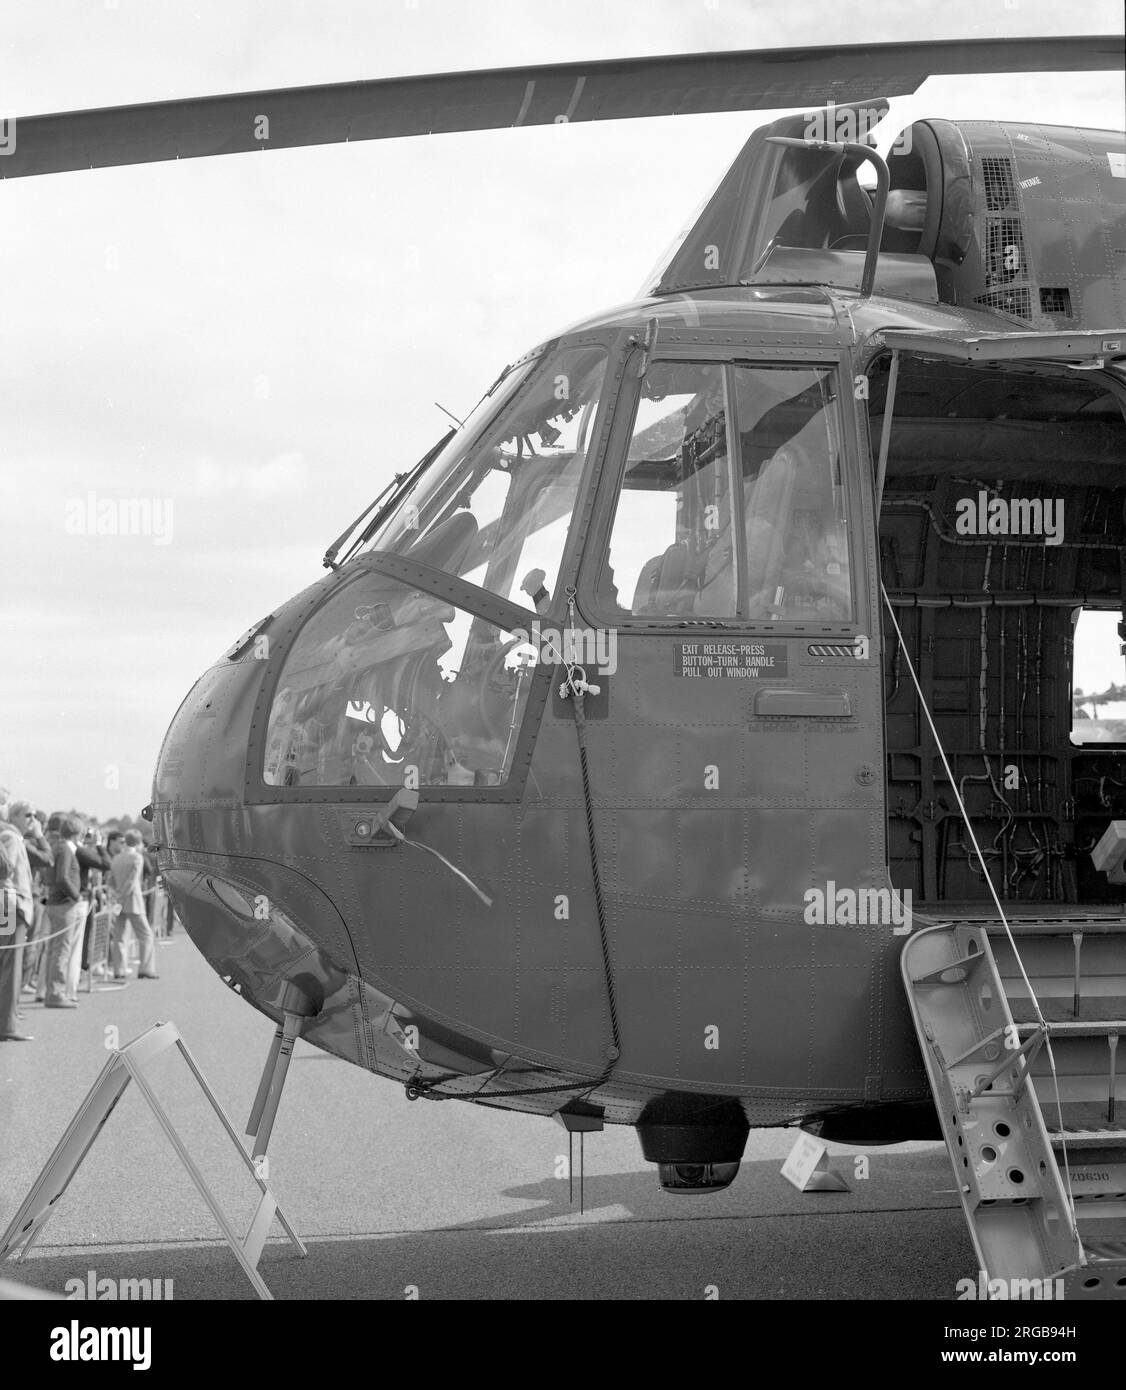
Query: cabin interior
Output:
[[871, 355, 1126, 912]]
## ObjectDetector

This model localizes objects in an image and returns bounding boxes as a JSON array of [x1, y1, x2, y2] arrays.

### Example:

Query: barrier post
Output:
[[85, 905, 122, 993]]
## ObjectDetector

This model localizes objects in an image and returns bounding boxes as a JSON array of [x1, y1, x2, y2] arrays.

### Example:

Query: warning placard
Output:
[[675, 641, 788, 679]]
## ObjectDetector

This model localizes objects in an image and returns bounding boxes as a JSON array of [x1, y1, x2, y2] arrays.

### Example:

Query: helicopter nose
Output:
[[149, 590, 426, 1081], [151, 643, 328, 1002], [154, 654, 261, 808], [157, 586, 309, 810]]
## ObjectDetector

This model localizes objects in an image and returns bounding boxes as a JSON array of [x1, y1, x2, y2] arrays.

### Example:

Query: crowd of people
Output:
[[0, 786, 175, 1044]]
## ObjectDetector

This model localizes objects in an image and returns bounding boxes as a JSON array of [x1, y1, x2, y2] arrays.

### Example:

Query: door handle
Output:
[[753, 687, 851, 718]]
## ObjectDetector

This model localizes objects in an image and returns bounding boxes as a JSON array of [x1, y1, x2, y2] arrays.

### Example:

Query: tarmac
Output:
[[0, 932, 975, 1300]]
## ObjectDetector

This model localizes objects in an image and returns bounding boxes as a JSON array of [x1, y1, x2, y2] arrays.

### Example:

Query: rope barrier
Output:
[[0, 918, 83, 949]]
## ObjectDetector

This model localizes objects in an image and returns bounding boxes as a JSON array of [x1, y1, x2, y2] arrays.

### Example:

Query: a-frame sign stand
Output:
[[0, 1021, 305, 1300]]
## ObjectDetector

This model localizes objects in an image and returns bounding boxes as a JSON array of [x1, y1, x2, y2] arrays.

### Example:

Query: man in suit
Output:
[[0, 788, 36, 1040], [108, 831, 158, 981]]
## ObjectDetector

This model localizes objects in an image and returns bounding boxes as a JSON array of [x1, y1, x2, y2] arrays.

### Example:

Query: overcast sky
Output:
[[1, 1, 1123, 819]]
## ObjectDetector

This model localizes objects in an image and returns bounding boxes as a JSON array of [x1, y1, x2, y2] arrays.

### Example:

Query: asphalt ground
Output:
[[0, 932, 977, 1300]]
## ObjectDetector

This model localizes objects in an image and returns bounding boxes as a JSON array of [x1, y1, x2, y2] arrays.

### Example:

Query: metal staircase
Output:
[[903, 913, 1126, 1299]]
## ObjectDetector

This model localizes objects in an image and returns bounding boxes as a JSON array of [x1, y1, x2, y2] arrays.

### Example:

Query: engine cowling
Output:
[[888, 118, 1126, 330]]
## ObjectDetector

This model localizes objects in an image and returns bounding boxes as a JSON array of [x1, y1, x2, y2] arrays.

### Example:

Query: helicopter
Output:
[[8, 31, 1126, 1293]]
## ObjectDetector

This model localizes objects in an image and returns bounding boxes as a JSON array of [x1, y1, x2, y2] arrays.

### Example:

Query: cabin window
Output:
[[263, 572, 536, 789], [368, 344, 607, 613], [1072, 608, 1126, 745], [598, 361, 852, 622]]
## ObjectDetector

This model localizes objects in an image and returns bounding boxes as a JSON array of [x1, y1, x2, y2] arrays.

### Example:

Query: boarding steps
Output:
[[903, 910, 1126, 1299]]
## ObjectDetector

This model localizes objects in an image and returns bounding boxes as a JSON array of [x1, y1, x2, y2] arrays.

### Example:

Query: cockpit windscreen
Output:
[[368, 345, 608, 615]]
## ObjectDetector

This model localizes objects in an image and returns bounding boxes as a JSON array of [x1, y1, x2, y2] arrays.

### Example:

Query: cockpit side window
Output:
[[368, 345, 608, 614], [597, 361, 852, 623], [735, 365, 852, 622], [262, 573, 538, 790], [599, 362, 739, 618]]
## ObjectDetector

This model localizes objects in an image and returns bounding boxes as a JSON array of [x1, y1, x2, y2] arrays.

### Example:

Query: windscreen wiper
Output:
[[322, 427, 455, 570]]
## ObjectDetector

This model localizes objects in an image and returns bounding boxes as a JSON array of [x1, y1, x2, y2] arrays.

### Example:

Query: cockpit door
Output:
[[564, 346, 897, 1102]]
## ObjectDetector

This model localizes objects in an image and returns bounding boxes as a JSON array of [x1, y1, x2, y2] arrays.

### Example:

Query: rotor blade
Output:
[[1, 34, 1121, 180]]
